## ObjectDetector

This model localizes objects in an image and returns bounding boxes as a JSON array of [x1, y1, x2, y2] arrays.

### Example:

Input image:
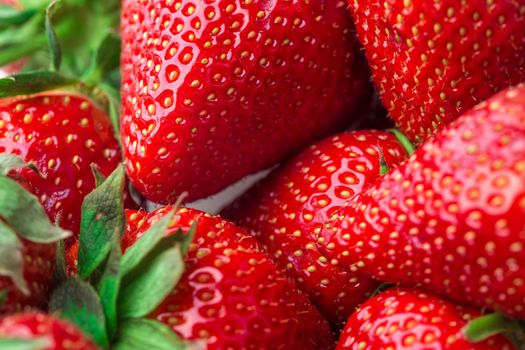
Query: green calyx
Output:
[[389, 128, 417, 155], [0, 338, 49, 350], [0, 0, 121, 75], [0, 0, 122, 135], [50, 166, 195, 349], [0, 154, 71, 296], [466, 312, 525, 349]]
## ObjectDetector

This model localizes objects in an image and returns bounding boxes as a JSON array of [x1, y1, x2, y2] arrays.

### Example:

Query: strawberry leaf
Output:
[[0, 154, 39, 176], [0, 338, 49, 350], [95, 241, 121, 340], [120, 209, 176, 277], [112, 319, 188, 350], [78, 165, 125, 279], [0, 71, 78, 98], [389, 128, 416, 155], [50, 277, 108, 348], [0, 221, 27, 295], [0, 176, 71, 243], [118, 243, 184, 319], [0, 6, 37, 28], [90, 165, 106, 188], [465, 312, 522, 342], [44, 0, 62, 72], [83, 33, 121, 86], [53, 240, 67, 286]]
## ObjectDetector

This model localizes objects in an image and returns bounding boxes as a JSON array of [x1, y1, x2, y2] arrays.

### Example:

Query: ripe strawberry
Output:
[[223, 130, 409, 328], [0, 312, 98, 350], [0, 93, 126, 241], [0, 241, 56, 314], [121, 0, 372, 203], [336, 288, 514, 350], [348, 0, 525, 143], [122, 207, 335, 349], [319, 85, 525, 318]]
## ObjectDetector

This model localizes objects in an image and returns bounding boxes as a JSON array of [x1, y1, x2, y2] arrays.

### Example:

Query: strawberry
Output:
[[223, 130, 409, 328], [336, 288, 514, 350], [0, 312, 98, 350], [121, 207, 335, 349], [348, 0, 525, 143], [0, 158, 70, 314], [0, 93, 128, 241], [120, 0, 373, 203], [319, 85, 525, 318]]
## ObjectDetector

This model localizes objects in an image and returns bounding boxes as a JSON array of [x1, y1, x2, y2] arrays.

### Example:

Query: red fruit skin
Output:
[[121, 0, 372, 203], [0, 241, 55, 314], [123, 207, 335, 350], [320, 85, 525, 318], [0, 313, 99, 350], [0, 94, 124, 241], [348, 0, 525, 143], [223, 130, 408, 328], [336, 288, 514, 350]]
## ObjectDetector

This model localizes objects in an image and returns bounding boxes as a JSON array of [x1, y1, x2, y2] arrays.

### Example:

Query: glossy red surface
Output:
[[321, 85, 525, 318], [349, 0, 525, 143], [336, 288, 513, 350], [0, 313, 98, 350], [123, 207, 335, 350], [121, 0, 372, 203], [223, 130, 408, 328]]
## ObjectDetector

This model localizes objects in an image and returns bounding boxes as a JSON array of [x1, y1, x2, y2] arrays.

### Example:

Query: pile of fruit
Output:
[[0, 0, 524, 349]]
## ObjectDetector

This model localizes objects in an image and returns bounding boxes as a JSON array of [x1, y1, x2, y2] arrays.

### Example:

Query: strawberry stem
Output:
[[389, 128, 416, 155]]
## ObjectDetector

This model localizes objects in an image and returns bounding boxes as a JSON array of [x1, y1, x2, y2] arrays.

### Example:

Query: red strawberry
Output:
[[223, 130, 409, 328], [121, 0, 372, 203], [348, 0, 525, 143], [319, 85, 525, 318], [0, 241, 56, 314], [0, 93, 128, 241], [122, 207, 334, 349], [0, 312, 98, 350], [336, 288, 514, 350]]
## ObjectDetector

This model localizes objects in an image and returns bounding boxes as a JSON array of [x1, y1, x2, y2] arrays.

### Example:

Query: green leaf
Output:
[[50, 277, 108, 348], [0, 176, 71, 243], [178, 220, 196, 256], [112, 319, 187, 350], [0, 154, 38, 176], [44, 0, 62, 71], [119, 245, 184, 319], [91, 165, 106, 188], [0, 71, 78, 99], [389, 128, 416, 155], [78, 165, 125, 279], [0, 221, 28, 295], [83, 33, 121, 86], [465, 312, 522, 342], [120, 210, 175, 277], [0, 338, 48, 350], [0, 7, 38, 28], [53, 240, 67, 286], [96, 241, 121, 340]]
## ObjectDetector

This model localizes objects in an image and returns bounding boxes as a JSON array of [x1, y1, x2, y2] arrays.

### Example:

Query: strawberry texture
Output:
[[123, 207, 335, 350], [0, 241, 55, 314], [336, 288, 514, 350], [223, 130, 409, 328], [0, 94, 124, 241], [348, 0, 525, 143], [121, 0, 372, 203], [0, 313, 99, 350], [319, 84, 525, 318]]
